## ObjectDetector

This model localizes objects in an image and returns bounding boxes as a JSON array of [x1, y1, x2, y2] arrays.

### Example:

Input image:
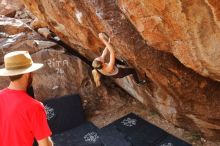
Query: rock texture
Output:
[[0, 17, 126, 117], [0, 17, 44, 64], [0, 0, 23, 9], [118, 0, 220, 81], [8, 0, 220, 140], [0, 0, 23, 17]]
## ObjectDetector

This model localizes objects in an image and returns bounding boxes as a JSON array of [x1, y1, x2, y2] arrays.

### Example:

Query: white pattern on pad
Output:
[[160, 143, 173, 146], [121, 117, 137, 127], [84, 132, 99, 143], [44, 105, 55, 120]]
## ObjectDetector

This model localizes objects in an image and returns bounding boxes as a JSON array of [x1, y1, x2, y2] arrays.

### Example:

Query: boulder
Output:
[[0, 4, 16, 17], [0, 17, 32, 34], [31, 48, 94, 101], [0, 0, 23, 10], [22, 0, 220, 140], [0, 0, 23, 17], [117, 0, 220, 81], [0, 17, 46, 64]]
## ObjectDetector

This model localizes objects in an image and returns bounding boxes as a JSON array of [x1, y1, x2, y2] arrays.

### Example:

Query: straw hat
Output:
[[0, 51, 43, 76]]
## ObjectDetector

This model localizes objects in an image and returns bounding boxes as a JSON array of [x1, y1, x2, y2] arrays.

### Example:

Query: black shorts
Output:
[[111, 67, 135, 78]]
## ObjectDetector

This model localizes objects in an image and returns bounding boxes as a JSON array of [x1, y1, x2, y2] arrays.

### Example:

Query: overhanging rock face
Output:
[[22, 0, 220, 140], [0, 17, 121, 117]]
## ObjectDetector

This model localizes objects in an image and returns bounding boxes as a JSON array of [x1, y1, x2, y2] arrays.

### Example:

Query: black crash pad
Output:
[[99, 126, 132, 146], [43, 94, 85, 134], [155, 135, 191, 146], [52, 122, 102, 146], [103, 113, 191, 146]]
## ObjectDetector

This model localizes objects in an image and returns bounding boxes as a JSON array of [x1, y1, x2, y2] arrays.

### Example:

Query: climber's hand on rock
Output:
[[99, 32, 110, 44], [95, 56, 104, 63]]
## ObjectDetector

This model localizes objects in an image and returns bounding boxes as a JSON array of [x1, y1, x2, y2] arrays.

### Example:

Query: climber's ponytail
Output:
[[92, 69, 101, 87]]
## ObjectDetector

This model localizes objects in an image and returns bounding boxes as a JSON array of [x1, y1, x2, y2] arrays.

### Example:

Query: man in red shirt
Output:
[[0, 51, 53, 146]]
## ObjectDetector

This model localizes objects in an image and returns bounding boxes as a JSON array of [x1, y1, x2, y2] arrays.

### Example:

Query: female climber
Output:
[[92, 32, 146, 87]]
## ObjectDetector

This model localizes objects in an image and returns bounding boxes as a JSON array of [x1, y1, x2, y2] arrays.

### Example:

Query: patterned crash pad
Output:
[[102, 113, 166, 145], [52, 122, 102, 146], [99, 126, 132, 146], [102, 113, 191, 146], [43, 94, 85, 134], [51, 121, 133, 146]]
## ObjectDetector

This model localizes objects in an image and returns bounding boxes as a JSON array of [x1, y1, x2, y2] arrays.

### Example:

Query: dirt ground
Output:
[[87, 83, 220, 146]]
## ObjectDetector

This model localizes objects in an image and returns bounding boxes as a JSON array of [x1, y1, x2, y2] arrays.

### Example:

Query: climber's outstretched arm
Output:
[[101, 47, 108, 59], [94, 33, 109, 62], [98, 33, 115, 73], [94, 47, 108, 63], [106, 43, 115, 72]]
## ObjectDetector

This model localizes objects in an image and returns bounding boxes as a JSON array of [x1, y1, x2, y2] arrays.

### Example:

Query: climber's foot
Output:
[[121, 59, 129, 66], [116, 59, 128, 66], [137, 80, 146, 85]]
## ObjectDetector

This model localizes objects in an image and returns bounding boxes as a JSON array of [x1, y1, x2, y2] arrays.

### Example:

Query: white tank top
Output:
[[98, 66, 119, 76]]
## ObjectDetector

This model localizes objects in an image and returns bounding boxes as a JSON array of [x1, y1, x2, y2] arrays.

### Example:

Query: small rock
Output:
[[200, 137, 206, 143], [132, 101, 137, 105], [33, 40, 57, 50], [38, 28, 52, 39], [83, 103, 87, 107], [0, 6, 16, 17], [94, 110, 101, 115], [31, 18, 48, 29], [52, 85, 59, 90]]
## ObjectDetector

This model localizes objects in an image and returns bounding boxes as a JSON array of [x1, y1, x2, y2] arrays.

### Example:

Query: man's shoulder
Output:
[[22, 94, 44, 110], [27, 97, 43, 107], [26, 99, 45, 113], [0, 88, 7, 94]]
